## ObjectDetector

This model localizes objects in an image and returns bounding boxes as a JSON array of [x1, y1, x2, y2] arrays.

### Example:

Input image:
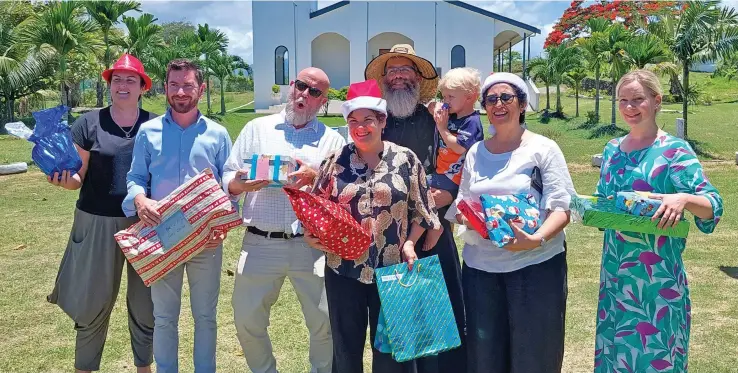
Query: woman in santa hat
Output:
[[304, 79, 442, 372], [46, 53, 156, 373]]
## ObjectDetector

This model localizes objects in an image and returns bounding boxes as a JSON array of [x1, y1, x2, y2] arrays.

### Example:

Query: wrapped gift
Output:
[[616, 191, 661, 217], [457, 200, 489, 239], [479, 194, 541, 248], [114, 168, 243, 286], [240, 154, 297, 187], [570, 194, 689, 238], [4, 105, 82, 178], [374, 255, 461, 362], [283, 186, 371, 260]]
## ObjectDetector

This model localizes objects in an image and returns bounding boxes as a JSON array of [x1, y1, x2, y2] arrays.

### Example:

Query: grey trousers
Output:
[[47, 208, 154, 371]]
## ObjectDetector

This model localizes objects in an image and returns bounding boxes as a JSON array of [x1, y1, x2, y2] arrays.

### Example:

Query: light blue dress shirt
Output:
[[122, 109, 232, 217]]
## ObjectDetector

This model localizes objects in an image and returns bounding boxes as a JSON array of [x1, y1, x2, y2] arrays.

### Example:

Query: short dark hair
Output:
[[166, 59, 204, 86], [482, 83, 528, 124]]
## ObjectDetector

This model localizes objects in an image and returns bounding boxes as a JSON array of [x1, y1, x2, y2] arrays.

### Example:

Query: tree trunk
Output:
[[205, 54, 211, 115], [669, 74, 683, 101], [220, 79, 226, 115], [7, 98, 14, 122], [575, 84, 580, 117], [96, 76, 104, 107], [610, 70, 617, 127], [555, 83, 562, 115], [682, 62, 689, 140], [104, 30, 112, 106], [545, 84, 551, 111], [594, 65, 601, 123]]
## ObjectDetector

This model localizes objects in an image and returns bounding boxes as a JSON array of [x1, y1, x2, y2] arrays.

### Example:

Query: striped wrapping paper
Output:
[[114, 168, 242, 286]]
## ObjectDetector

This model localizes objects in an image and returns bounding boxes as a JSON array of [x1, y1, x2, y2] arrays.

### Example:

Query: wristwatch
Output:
[[538, 234, 547, 247]]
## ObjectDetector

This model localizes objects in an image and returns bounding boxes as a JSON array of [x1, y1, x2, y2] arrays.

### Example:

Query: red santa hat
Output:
[[340, 79, 387, 121]]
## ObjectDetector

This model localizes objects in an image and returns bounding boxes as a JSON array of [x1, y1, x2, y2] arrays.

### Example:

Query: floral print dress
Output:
[[593, 134, 723, 373], [312, 141, 441, 284]]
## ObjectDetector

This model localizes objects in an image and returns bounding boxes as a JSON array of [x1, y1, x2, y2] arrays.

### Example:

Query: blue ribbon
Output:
[[249, 154, 258, 180], [273, 155, 281, 183]]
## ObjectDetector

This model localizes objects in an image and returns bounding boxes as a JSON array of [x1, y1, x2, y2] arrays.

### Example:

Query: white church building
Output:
[[252, 1, 541, 110]]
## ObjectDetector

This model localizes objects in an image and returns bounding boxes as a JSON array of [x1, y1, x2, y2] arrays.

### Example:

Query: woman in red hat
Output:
[[46, 53, 157, 373], [304, 79, 443, 372]]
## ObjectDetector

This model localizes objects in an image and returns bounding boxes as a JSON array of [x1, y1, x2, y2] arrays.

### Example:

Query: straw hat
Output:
[[102, 53, 152, 91], [364, 44, 438, 103]]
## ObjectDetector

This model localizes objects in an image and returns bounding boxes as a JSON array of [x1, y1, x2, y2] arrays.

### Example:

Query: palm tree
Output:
[[548, 42, 582, 116], [624, 34, 670, 69], [565, 63, 588, 117], [19, 1, 99, 121], [209, 51, 240, 115], [121, 13, 163, 57], [576, 17, 610, 123], [603, 23, 632, 127], [84, 0, 140, 106], [527, 56, 555, 112], [648, 0, 738, 139], [197, 23, 228, 115], [0, 23, 55, 121]]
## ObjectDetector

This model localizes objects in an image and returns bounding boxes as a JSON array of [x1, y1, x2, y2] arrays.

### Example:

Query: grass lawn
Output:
[[1, 84, 737, 372]]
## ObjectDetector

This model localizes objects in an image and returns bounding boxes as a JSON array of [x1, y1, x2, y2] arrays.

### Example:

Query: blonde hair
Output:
[[616, 69, 663, 98], [438, 67, 481, 99]]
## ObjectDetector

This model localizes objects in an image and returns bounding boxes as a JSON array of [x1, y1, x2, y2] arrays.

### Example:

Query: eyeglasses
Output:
[[484, 93, 516, 106], [384, 66, 417, 76], [293, 80, 323, 98]]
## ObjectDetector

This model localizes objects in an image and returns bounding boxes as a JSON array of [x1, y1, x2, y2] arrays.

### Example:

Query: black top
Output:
[[382, 104, 437, 173], [71, 107, 156, 217]]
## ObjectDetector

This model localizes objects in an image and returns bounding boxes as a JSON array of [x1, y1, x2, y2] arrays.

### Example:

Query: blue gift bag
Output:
[[373, 255, 461, 362], [4, 105, 82, 178]]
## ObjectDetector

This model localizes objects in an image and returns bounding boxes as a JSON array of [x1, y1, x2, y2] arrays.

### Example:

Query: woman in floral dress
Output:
[[303, 79, 442, 373], [593, 69, 723, 372]]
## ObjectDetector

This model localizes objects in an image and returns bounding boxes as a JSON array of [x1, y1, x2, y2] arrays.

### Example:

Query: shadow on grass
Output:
[[719, 266, 738, 280], [576, 121, 599, 130], [232, 108, 255, 114], [587, 124, 628, 139], [686, 139, 719, 160]]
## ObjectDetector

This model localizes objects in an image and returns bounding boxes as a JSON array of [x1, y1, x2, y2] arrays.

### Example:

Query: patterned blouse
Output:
[[311, 141, 441, 284]]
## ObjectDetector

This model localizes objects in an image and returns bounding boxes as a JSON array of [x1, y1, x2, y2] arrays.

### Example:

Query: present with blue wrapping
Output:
[[240, 153, 297, 187], [479, 194, 542, 248], [570, 193, 689, 238], [4, 105, 82, 178], [374, 255, 461, 362]]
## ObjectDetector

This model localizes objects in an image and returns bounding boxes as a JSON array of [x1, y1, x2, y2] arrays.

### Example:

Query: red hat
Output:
[[340, 79, 387, 121], [102, 53, 152, 91]]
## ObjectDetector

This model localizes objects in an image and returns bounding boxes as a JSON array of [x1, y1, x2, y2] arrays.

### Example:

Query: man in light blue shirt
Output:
[[123, 59, 232, 373]]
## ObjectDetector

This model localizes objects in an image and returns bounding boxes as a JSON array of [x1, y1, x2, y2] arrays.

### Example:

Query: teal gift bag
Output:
[[373, 255, 461, 362]]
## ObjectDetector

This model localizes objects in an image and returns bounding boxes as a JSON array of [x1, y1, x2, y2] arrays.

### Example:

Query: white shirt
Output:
[[223, 111, 346, 233], [446, 132, 576, 273]]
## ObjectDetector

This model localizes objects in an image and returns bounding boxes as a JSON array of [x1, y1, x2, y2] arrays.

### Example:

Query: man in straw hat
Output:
[[365, 44, 467, 372]]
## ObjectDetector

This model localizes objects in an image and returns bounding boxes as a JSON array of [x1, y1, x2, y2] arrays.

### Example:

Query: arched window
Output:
[[275, 46, 289, 85], [451, 45, 465, 68]]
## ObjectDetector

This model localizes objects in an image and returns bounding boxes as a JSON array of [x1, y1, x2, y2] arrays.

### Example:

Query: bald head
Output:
[[297, 67, 330, 95]]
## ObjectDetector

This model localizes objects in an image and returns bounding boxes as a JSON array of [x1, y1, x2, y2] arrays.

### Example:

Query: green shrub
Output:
[[272, 84, 280, 94]]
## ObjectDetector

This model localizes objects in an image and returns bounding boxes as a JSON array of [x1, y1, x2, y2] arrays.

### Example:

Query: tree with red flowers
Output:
[[544, 1, 682, 48]]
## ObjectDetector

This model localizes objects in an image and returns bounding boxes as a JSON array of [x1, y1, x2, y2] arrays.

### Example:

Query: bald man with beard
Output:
[[365, 45, 468, 373], [224, 67, 346, 373]]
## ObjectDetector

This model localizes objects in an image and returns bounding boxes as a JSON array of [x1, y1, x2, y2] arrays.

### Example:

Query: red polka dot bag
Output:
[[283, 186, 371, 260]]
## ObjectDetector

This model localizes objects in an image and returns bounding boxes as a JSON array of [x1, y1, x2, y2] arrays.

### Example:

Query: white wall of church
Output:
[[252, 1, 529, 109]]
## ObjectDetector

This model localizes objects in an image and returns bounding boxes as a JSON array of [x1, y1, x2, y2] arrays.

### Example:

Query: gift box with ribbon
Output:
[[283, 186, 371, 260], [570, 194, 689, 238], [240, 154, 297, 187], [114, 168, 243, 286]]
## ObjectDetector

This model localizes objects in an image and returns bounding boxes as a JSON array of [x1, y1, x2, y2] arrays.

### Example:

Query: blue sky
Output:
[[135, 0, 738, 66]]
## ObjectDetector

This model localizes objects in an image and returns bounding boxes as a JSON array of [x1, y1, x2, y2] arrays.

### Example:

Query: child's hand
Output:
[[433, 103, 449, 130], [423, 227, 444, 251], [401, 240, 418, 270]]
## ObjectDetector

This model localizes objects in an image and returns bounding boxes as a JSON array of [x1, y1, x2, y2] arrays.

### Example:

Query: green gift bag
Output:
[[373, 255, 461, 362]]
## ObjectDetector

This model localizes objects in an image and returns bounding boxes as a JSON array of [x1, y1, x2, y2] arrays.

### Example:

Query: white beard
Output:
[[284, 97, 318, 126], [383, 79, 420, 118]]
